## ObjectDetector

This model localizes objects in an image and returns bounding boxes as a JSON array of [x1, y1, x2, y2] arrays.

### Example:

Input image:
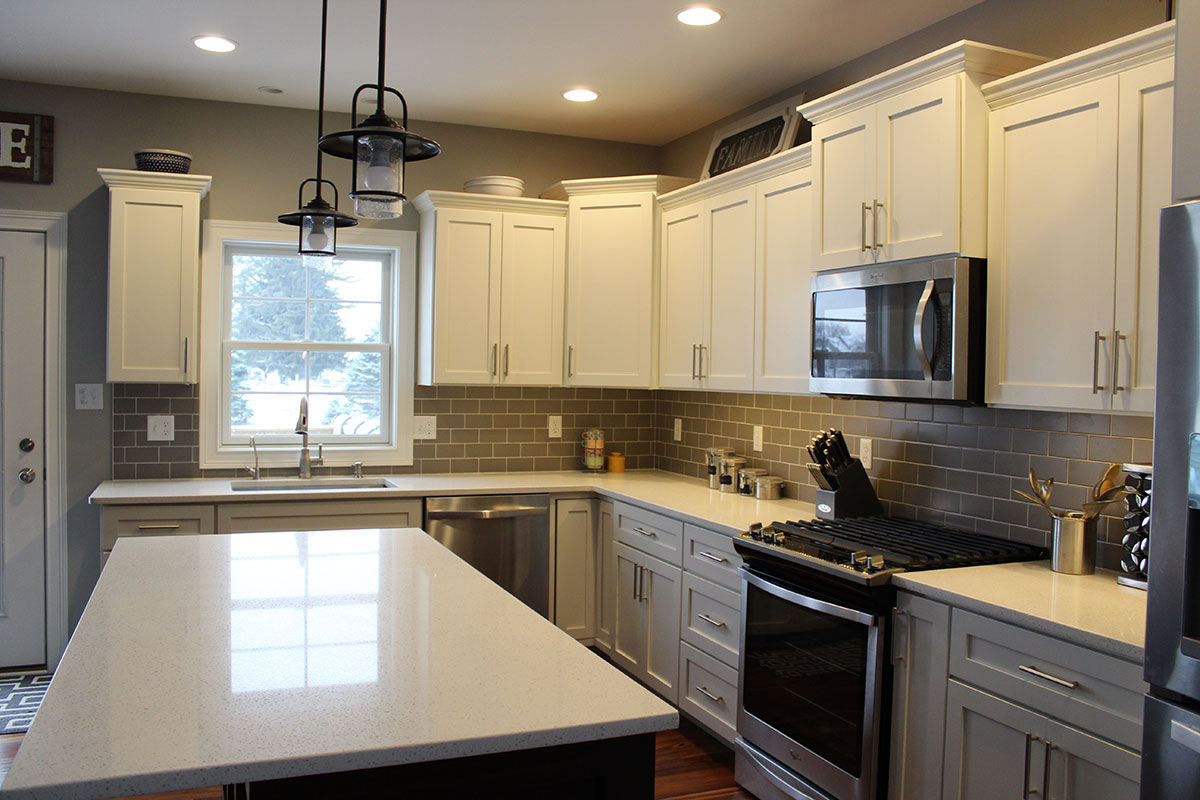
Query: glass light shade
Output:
[[353, 134, 404, 218], [301, 213, 335, 256]]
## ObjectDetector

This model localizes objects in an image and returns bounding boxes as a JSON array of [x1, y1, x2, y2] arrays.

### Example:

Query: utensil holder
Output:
[[814, 459, 884, 520], [1051, 514, 1096, 575]]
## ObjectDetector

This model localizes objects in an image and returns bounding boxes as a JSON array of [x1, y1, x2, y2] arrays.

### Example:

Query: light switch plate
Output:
[[75, 383, 103, 410], [147, 415, 175, 441], [752, 425, 764, 451], [548, 415, 562, 438], [673, 418, 682, 441], [860, 438, 873, 469], [413, 416, 437, 439]]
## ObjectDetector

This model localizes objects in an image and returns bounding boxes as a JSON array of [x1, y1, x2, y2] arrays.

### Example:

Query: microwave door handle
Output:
[[913, 279, 935, 381]]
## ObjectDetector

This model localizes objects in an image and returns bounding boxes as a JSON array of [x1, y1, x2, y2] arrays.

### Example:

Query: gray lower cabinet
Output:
[[215, 498, 423, 533], [101, 503, 217, 566], [554, 497, 598, 640], [613, 540, 682, 703], [595, 500, 616, 653]]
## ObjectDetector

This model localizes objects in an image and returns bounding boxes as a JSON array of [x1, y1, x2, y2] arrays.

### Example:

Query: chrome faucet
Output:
[[294, 397, 323, 478]]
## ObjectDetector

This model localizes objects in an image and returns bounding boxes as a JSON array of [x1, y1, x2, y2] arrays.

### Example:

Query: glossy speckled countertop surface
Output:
[[0, 529, 677, 799], [894, 560, 1147, 662], [89, 469, 817, 536]]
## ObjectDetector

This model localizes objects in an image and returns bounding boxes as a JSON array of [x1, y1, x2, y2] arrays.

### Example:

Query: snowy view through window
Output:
[[225, 248, 391, 443]]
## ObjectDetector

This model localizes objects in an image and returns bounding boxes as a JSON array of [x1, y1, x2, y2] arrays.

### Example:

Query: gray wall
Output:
[[0, 79, 658, 630], [659, 0, 1170, 177]]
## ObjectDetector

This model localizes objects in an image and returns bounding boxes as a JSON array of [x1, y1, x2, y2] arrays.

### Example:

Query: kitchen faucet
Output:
[[294, 397, 323, 478]]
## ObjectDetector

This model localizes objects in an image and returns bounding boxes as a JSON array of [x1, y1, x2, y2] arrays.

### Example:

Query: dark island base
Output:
[[222, 731, 657, 800]]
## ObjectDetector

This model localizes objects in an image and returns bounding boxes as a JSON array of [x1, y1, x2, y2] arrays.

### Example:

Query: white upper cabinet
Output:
[[703, 187, 757, 390], [801, 42, 1045, 271], [545, 176, 690, 388], [983, 22, 1174, 413], [414, 191, 566, 386], [659, 201, 706, 388], [100, 168, 211, 383]]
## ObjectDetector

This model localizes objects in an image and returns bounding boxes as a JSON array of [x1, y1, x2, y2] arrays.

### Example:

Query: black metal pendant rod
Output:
[[314, 0, 329, 195], [375, 0, 387, 116]]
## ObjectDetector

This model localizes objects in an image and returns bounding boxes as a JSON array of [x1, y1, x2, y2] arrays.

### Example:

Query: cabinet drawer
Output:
[[949, 608, 1146, 751], [683, 524, 743, 591], [614, 502, 683, 565], [103, 504, 215, 550], [679, 641, 739, 743], [217, 498, 423, 534], [681, 572, 741, 668]]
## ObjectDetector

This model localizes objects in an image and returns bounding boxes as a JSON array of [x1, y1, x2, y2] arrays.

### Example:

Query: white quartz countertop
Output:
[[0, 529, 678, 799], [89, 469, 816, 536], [894, 560, 1147, 662]]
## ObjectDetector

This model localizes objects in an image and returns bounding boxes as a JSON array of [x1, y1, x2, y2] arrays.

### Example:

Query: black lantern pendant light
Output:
[[278, 0, 357, 256], [317, 0, 440, 219]]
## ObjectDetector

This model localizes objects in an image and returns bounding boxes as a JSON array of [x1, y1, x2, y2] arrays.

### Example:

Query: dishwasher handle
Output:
[[425, 506, 547, 520]]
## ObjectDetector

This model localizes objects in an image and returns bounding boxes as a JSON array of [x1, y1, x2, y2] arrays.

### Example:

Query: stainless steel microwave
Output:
[[809, 257, 984, 402]]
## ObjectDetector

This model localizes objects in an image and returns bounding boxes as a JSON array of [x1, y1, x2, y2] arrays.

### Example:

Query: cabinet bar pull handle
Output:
[[892, 608, 908, 664], [697, 613, 726, 628], [490, 343, 498, 377], [1022, 733, 1038, 800], [183, 337, 189, 375], [699, 344, 707, 379], [1091, 331, 1107, 393], [1019, 664, 1079, 690], [503, 344, 510, 377], [697, 551, 727, 563], [137, 524, 181, 530], [633, 564, 641, 600], [1042, 740, 1053, 800], [697, 686, 724, 704], [873, 200, 885, 250], [861, 202, 870, 251], [567, 345, 574, 378], [1111, 330, 1127, 395], [692, 344, 699, 380], [632, 526, 657, 538]]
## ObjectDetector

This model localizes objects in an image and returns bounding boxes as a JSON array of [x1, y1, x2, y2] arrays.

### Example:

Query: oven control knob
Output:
[[769, 531, 786, 545], [851, 550, 885, 573], [748, 523, 764, 540]]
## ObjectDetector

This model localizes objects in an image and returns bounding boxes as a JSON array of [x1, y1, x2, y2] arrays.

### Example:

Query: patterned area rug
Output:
[[0, 674, 51, 734]]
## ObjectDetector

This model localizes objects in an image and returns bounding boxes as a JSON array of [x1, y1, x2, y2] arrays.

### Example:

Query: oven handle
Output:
[[740, 567, 879, 627], [914, 279, 935, 381]]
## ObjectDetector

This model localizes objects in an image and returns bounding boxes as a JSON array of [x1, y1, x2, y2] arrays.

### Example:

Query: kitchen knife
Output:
[[807, 463, 837, 491]]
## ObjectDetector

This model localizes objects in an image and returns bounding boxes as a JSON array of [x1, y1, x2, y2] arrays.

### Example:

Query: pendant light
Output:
[[317, 0, 440, 219], [278, 0, 357, 257]]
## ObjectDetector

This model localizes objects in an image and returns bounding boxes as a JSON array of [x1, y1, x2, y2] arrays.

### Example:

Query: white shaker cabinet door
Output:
[[811, 104, 876, 270], [658, 202, 706, 389], [985, 78, 1119, 410], [1112, 58, 1174, 414], [703, 185, 756, 391], [754, 167, 813, 394], [431, 207, 503, 384], [499, 212, 566, 386]]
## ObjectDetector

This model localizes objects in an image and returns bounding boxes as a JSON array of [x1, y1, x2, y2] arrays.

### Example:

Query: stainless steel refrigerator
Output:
[[1142, 199, 1200, 796]]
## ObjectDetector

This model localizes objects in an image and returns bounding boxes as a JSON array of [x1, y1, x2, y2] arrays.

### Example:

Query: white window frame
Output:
[[200, 220, 416, 469]]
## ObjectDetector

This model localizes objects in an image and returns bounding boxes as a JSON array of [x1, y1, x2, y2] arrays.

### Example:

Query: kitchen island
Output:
[[0, 528, 677, 799]]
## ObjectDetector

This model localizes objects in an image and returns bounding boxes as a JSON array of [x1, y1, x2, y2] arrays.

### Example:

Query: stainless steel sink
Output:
[[229, 477, 393, 491]]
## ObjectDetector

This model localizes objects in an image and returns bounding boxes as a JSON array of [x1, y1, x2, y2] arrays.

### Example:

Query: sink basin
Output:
[[229, 478, 393, 491]]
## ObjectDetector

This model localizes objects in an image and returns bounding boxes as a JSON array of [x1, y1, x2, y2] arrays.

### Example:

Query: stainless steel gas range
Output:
[[732, 517, 1045, 800]]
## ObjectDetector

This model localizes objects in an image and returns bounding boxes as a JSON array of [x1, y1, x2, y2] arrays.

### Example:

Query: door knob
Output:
[[19, 438, 34, 452], [18, 468, 36, 484]]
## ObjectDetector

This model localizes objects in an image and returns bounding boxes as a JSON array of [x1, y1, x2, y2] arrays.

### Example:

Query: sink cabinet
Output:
[[215, 498, 423, 534], [100, 504, 216, 567]]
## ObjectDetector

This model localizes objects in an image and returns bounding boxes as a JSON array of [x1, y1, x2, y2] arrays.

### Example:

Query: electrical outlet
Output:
[[860, 438, 873, 469], [752, 425, 764, 451], [673, 418, 682, 441], [147, 415, 175, 442], [548, 415, 562, 438], [75, 383, 103, 410], [413, 416, 437, 439]]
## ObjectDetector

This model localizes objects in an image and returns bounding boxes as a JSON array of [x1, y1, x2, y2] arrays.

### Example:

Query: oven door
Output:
[[737, 568, 885, 800]]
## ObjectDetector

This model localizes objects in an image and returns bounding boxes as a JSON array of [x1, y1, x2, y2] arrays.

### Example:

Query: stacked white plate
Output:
[[463, 175, 524, 196]]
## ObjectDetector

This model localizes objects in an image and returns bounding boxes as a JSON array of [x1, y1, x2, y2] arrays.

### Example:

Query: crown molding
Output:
[[658, 145, 812, 211], [411, 190, 567, 216], [982, 21, 1175, 110], [539, 174, 693, 201], [97, 168, 212, 196], [799, 40, 1047, 124]]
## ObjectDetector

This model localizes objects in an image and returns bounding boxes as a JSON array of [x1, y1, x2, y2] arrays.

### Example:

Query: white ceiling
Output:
[[0, 0, 985, 146]]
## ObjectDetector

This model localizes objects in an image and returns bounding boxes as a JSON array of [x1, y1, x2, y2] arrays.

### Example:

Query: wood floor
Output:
[[0, 718, 753, 800]]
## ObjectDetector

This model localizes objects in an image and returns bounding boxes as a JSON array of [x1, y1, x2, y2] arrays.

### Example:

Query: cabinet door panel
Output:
[[216, 499, 423, 534], [812, 106, 875, 269], [433, 208, 502, 384], [876, 74, 962, 261], [659, 203, 705, 388], [986, 78, 1118, 409], [754, 168, 813, 394], [554, 498, 596, 640], [565, 194, 654, 387], [500, 213, 565, 385], [643, 553, 682, 703], [943, 680, 1047, 800], [1045, 716, 1141, 800], [889, 593, 951, 800], [704, 186, 756, 390], [613, 542, 648, 674], [595, 500, 616, 653], [1113, 58, 1174, 414]]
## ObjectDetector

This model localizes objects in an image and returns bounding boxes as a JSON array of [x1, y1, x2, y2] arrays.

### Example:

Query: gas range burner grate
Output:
[[766, 516, 1045, 570]]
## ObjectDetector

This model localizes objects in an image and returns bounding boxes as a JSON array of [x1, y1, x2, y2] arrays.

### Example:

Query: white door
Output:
[[658, 203, 705, 389], [811, 104, 876, 269], [499, 213, 565, 386], [432, 208, 502, 384], [703, 187, 757, 390], [0, 230, 46, 669]]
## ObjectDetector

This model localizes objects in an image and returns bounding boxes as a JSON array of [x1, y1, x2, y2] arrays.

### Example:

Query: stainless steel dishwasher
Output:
[[424, 495, 551, 618]]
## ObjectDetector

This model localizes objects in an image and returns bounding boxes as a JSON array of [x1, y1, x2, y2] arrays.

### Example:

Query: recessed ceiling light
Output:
[[257, 86, 284, 94], [677, 6, 724, 26], [193, 35, 237, 53], [563, 88, 598, 103]]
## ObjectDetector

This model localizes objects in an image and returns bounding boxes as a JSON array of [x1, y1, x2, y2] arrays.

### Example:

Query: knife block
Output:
[[814, 459, 884, 520]]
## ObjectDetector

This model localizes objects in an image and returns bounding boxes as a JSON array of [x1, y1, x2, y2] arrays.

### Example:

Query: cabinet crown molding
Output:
[[799, 40, 1047, 124], [983, 20, 1175, 110], [411, 190, 567, 216], [98, 168, 212, 196], [540, 174, 693, 201], [658, 145, 811, 211]]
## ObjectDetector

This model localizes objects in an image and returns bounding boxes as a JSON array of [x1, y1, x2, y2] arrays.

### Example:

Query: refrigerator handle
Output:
[[1172, 720, 1200, 755]]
